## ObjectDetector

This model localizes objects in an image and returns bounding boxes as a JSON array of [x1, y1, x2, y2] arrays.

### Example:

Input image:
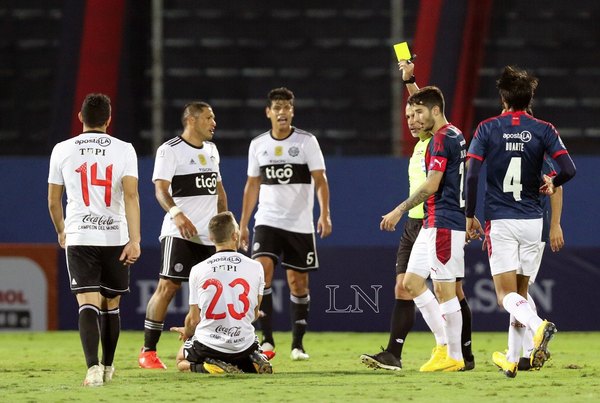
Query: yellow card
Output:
[[393, 42, 412, 61]]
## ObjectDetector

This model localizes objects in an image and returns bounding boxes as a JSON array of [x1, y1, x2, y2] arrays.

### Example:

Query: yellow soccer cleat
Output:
[[440, 357, 466, 372], [531, 320, 557, 369], [419, 345, 448, 372], [202, 358, 243, 374], [492, 351, 518, 378]]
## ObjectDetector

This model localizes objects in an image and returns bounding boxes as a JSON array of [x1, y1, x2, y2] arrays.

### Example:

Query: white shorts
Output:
[[527, 242, 545, 284], [485, 218, 543, 277], [406, 227, 465, 282]]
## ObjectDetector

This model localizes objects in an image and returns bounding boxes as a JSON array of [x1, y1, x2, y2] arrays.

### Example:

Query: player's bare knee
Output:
[[287, 273, 308, 295], [394, 281, 411, 299], [402, 277, 422, 297], [155, 278, 181, 299]]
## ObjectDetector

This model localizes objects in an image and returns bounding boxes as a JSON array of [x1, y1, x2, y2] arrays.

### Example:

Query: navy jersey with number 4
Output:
[[467, 111, 568, 220], [423, 124, 466, 231]]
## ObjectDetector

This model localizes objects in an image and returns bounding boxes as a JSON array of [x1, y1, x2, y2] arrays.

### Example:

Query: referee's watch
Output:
[[403, 75, 416, 84]]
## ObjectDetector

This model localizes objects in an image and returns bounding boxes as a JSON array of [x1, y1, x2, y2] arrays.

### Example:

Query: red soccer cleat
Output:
[[262, 350, 276, 360], [138, 348, 167, 369]]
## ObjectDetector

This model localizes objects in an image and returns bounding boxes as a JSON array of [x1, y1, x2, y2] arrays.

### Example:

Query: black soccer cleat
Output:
[[360, 349, 402, 371], [249, 351, 273, 374]]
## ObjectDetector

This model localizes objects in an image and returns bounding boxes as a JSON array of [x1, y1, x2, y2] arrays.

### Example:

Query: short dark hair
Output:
[[267, 87, 294, 107], [496, 66, 538, 111], [407, 86, 445, 114], [81, 93, 111, 127], [181, 101, 211, 128], [208, 211, 236, 244]]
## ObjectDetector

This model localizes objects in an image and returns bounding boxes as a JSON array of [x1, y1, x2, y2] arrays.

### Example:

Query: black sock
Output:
[[100, 308, 120, 366], [385, 299, 415, 359], [259, 289, 274, 346], [190, 363, 208, 373], [79, 304, 100, 368], [290, 294, 309, 351], [143, 318, 164, 351], [460, 297, 474, 360]]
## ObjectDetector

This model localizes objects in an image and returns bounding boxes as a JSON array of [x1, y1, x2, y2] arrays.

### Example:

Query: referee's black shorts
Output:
[[395, 217, 423, 275]]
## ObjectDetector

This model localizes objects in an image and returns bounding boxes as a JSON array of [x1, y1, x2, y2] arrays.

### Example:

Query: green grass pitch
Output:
[[1, 331, 599, 402]]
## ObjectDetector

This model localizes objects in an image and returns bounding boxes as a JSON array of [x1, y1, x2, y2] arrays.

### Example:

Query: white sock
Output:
[[413, 289, 447, 346], [502, 292, 543, 331], [521, 293, 537, 357], [507, 314, 525, 363], [439, 297, 463, 361]]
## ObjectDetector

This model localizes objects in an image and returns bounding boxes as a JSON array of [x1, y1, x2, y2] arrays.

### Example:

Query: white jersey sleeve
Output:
[[152, 143, 177, 182], [247, 140, 260, 177], [304, 135, 326, 172]]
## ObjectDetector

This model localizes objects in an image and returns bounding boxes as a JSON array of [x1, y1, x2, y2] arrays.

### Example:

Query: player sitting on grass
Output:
[[170, 212, 272, 374]]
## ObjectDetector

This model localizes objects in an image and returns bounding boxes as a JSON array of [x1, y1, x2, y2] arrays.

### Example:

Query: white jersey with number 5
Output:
[[48, 131, 138, 246], [247, 128, 325, 233], [189, 250, 265, 354]]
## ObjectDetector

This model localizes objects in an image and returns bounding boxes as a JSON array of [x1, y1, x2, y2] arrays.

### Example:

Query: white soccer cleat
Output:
[[290, 348, 310, 361], [83, 364, 104, 387], [101, 364, 115, 383]]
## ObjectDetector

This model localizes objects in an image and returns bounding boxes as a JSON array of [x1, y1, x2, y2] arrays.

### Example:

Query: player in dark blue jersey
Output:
[[496, 153, 565, 371], [465, 66, 576, 377], [381, 86, 467, 372]]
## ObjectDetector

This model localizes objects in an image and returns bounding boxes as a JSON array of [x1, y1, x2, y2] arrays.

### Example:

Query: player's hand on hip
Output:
[[317, 215, 332, 238]]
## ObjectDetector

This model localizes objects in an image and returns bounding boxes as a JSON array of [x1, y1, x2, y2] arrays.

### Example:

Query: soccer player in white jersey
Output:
[[139, 102, 228, 369], [170, 211, 272, 374], [239, 87, 332, 361], [48, 93, 141, 386]]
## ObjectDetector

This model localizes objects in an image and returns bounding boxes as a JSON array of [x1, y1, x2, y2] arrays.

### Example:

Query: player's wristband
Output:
[[403, 75, 416, 84], [169, 206, 183, 218]]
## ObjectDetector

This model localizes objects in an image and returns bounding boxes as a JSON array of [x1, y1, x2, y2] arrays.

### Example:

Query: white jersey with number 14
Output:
[[48, 132, 138, 246]]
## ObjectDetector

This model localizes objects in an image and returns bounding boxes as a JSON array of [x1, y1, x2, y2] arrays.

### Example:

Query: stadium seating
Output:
[[0, 0, 598, 155], [473, 0, 600, 151]]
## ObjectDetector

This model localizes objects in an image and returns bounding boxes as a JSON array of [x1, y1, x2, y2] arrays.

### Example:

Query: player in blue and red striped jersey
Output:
[[381, 86, 467, 372], [465, 66, 576, 378]]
